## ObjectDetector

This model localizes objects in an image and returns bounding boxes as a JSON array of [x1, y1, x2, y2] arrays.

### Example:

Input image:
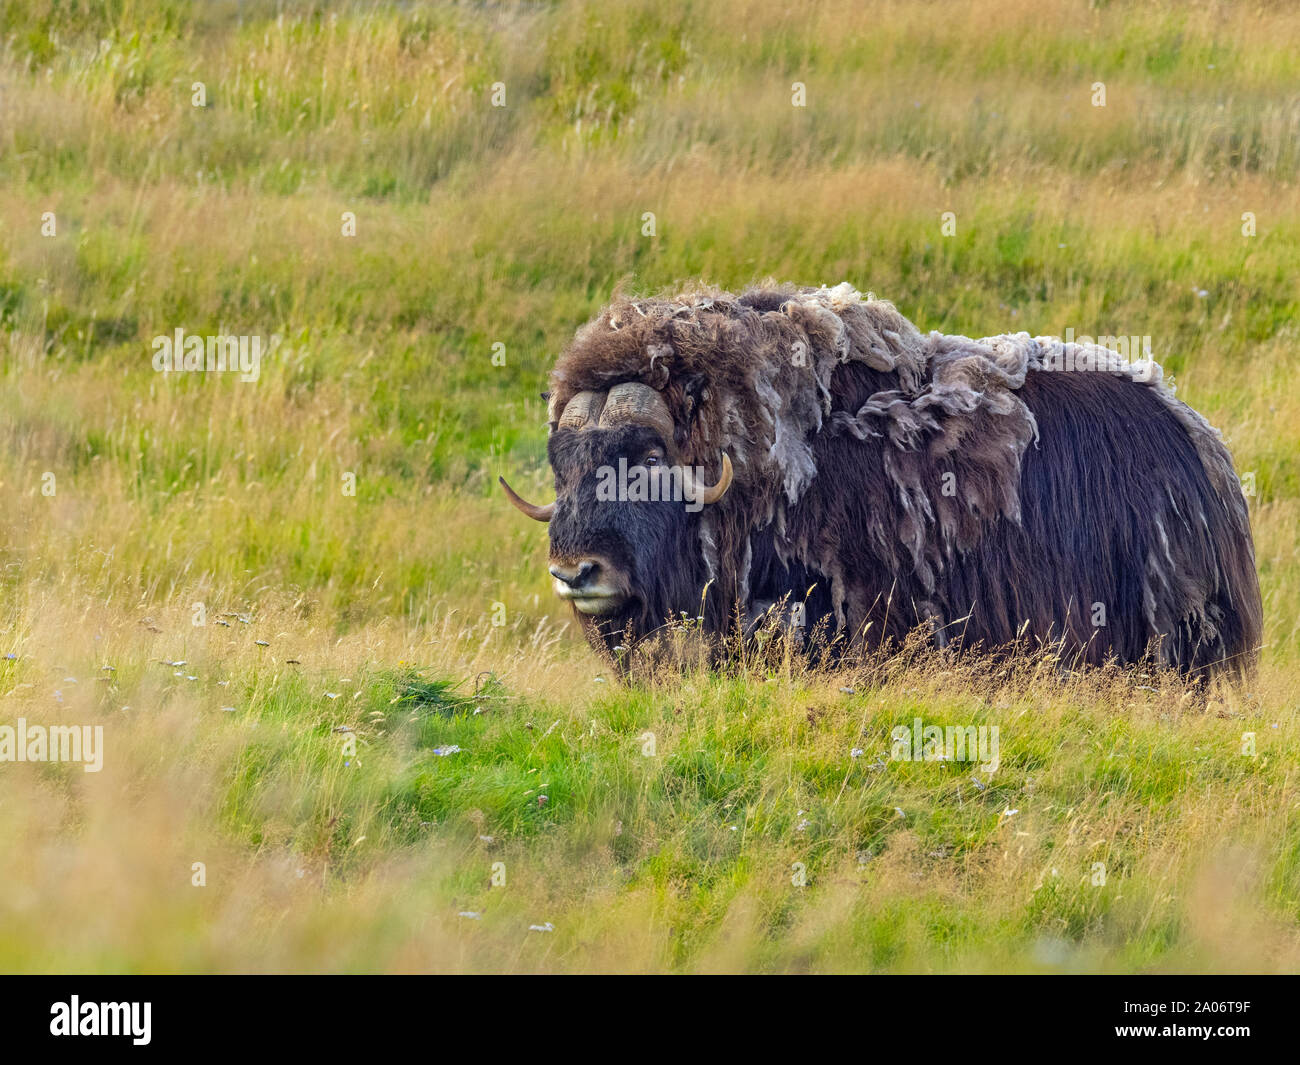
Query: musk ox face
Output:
[[545, 424, 689, 618], [499, 382, 733, 629]]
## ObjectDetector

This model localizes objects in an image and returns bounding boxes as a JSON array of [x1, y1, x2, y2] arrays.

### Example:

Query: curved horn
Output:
[[558, 390, 607, 430], [683, 453, 733, 506], [499, 476, 555, 522], [599, 382, 677, 449]]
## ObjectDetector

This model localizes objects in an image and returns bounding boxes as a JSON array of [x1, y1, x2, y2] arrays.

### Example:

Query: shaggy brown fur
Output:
[[540, 283, 1263, 675]]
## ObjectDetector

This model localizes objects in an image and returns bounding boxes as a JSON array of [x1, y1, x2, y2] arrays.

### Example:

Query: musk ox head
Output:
[[498, 282, 932, 657], [499, 382, 732, 629]]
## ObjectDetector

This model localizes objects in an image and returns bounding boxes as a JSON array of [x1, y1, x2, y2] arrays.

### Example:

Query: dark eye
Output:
[[643, 452, 663, 467]]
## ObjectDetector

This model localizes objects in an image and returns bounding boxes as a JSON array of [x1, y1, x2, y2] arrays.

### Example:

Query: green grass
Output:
[[0, 0, 1298, 972]]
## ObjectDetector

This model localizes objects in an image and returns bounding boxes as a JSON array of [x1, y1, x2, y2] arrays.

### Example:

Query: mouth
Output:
[[552, 580, 629, 615]]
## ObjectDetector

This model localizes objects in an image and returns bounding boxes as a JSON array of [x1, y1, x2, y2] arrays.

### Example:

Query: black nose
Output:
[[549, 560, 597, 588]]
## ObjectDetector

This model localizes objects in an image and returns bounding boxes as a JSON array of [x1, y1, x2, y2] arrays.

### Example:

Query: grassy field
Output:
[[1, 0, 1298, 972]]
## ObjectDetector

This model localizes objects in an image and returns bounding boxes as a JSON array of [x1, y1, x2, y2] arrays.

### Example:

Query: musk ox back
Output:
[[501, 283, 1263, 677]]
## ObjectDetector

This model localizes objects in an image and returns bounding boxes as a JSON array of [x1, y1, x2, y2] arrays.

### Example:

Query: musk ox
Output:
[[501, 283, 1262, 677]]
